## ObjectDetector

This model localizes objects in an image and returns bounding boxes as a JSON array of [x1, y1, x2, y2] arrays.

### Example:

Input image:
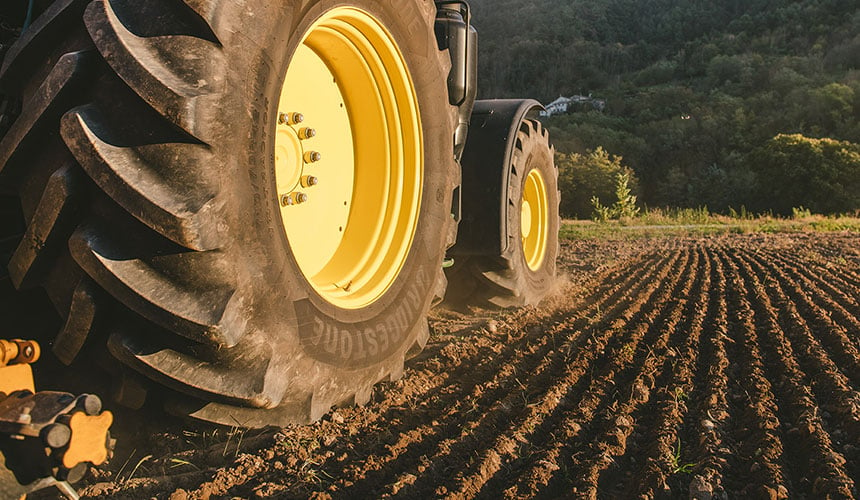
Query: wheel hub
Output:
[[521, 168, 549, 271], [273, 7, 423, 309], [275, 111, 320, 205], [521, 200, 533, 239]]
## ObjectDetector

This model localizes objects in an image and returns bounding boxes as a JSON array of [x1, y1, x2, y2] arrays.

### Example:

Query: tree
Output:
[[749, 134, 860, 215], [591, 171, 640, 221], [470, 0, 860, 213], [807, 83, 855, 135]]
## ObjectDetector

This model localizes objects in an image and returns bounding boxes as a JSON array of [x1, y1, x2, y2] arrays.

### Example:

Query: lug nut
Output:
[[298, 127, 316, 140], [303, 151, 322, 163], [280, 192, 309, 206], [278, 112, 304, 125], [301, 175, 319, 188]]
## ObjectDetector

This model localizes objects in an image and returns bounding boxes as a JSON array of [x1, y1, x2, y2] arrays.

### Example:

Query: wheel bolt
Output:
[[298, 127, 316, 140], [278, 112, 304, 125], [280, 192, 308, 206], [301, 175, 319, 188], [303, 151, 322, 163]]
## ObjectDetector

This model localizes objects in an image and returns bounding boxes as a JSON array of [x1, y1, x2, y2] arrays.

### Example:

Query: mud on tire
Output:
[[0, 0, 458, 427]]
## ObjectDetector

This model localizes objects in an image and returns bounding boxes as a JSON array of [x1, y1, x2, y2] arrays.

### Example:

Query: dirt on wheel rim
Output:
[[65, 232, 859, 499]]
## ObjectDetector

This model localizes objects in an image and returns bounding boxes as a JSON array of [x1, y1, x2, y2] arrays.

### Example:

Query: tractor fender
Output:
[[450, 98, 544, 257]]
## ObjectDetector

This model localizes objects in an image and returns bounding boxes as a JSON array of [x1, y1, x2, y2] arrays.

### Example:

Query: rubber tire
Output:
[[446, 119, 559, 308], [0, 0, 458, 427]]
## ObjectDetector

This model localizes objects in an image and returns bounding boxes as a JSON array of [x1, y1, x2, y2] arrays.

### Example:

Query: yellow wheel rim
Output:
[[521, 169, 549, 271], [274, 7, 423, 309]]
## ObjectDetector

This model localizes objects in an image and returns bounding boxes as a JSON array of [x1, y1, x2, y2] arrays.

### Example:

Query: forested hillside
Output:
[[469, 0, 860, 215]]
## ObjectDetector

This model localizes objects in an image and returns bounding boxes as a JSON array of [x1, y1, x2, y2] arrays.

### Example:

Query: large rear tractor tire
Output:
[[446, 118, 559, 308], [0, 0, 457, 427]]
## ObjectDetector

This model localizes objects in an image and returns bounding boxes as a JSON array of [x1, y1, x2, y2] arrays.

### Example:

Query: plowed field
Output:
[[77, 232, 860, 499]]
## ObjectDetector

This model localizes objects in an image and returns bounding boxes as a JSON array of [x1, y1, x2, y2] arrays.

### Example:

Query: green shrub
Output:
[[556, 147, 640, 219], [591, 171, 640, 221]]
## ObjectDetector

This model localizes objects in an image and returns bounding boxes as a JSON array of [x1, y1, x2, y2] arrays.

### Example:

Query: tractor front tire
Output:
[[446, 119, 559, 308]]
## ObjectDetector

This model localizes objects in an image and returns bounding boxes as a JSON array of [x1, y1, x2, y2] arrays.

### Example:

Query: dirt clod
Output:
[[168, 490, 188, 500], [689, 475, 713, 500]]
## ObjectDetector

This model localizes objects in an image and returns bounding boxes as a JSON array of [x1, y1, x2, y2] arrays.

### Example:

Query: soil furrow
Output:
[[555, 247, 702, 498], [604, 244, 712, 499], [494, 248, 696, 498], [759, 248, 860, 358], [730, 249, 855, 498], [327, 251, 680, 497], [411, 249, 691, 499], [713, 245, 789, 498], [675, 243, 735, 498], [739, 249, 860, 487], [764, 248, 860, 329], [768, 242, 860, 291], [746, 248, 860, 402]]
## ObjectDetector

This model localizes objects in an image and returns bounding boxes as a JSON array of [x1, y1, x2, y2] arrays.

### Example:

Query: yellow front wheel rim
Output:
[[521, 169, 549, 271], [273, 7, 423, 309]]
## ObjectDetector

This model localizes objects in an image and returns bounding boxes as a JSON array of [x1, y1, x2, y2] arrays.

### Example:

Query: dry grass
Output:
[[561, 208, 860, 239]]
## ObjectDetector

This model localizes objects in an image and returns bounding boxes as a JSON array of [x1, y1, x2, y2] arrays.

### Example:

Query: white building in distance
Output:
[[541, 94, 606, 117]]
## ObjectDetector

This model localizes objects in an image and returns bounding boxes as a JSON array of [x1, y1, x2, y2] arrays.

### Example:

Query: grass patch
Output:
[[560, 207, 860, 239]]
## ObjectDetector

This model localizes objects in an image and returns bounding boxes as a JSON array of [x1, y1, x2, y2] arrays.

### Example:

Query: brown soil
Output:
[[54, 233, 860, 499]]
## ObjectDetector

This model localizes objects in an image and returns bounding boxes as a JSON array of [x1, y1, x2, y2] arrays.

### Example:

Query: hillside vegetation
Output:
[[469, 0, 860, 216]]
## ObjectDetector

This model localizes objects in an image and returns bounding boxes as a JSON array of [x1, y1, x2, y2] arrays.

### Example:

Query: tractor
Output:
[[0, 0, 559, 433]]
